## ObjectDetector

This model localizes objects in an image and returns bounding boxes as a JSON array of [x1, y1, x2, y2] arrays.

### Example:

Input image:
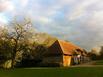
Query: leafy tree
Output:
[[8, 18, 35, 67], [0, 28, 13, 65], [33, 44, 48, 60], [0, 18, 57, 68]]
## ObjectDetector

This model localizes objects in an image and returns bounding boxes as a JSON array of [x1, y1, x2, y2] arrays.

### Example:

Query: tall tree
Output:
[[8, 18, 35, 67]]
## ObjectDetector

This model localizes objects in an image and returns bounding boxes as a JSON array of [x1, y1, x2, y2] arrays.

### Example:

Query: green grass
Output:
[[94, 60, 103, 65], [0, 67, 103, 77]]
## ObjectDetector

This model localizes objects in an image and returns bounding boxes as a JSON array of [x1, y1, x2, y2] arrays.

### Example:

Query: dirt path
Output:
[[71, 61, 103, 67], [80, 61, 96, 65]]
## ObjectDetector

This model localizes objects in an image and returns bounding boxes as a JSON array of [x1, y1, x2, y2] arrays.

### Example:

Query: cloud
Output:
[[60, 0, 103, 50], [68, 0, 102, 21], [20, 0, 103, 50], [1, 0, 103, 50], [0, 0, 14, 12], [20, 0, 29, 7], [0, 13, 8, 28]]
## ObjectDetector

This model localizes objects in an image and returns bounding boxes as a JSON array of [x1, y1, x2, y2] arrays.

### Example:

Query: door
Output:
[[63, 56, 71, 66]]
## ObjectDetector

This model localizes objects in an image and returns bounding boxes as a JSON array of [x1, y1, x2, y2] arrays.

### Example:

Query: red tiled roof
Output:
[[58, 40, 83, 55]]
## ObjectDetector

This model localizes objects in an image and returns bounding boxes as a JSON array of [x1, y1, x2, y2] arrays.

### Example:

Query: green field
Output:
[[94, 60, 103, 65], [0, 67, 103, 77]]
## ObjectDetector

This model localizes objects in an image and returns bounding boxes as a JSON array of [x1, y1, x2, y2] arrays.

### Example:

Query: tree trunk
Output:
[[11, 40, 18, 68], [11, 52, 16, 68]]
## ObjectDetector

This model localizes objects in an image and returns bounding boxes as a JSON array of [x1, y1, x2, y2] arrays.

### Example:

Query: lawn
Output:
[[0, 67, 103, 77], [94, 60, 103, 65]]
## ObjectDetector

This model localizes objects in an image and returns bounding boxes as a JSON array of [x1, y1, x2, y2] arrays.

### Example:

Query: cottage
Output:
[[42, 40, 88, 67]]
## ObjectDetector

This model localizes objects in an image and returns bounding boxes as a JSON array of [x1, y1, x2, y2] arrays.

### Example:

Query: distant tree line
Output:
[[88, 46, 103, 60]]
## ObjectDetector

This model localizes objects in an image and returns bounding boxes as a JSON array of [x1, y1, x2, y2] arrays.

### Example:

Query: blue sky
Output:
[[0, 0, 103, 50]]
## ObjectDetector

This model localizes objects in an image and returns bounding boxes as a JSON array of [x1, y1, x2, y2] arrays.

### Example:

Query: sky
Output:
[[0, 0, 103, 50]]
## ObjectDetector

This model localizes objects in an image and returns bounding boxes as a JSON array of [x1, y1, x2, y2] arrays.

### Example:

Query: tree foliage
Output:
[[0, 18, 56, 68]]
